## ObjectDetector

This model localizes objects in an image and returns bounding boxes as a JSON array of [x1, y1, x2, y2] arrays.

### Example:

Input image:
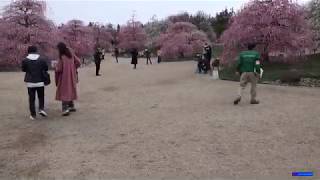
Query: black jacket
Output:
[[204, 46, 212, 60], [144, 50, 151, 58], [22, 54, 48, 83], [131, 49, 138, 64], [94, 51, 102, 63]]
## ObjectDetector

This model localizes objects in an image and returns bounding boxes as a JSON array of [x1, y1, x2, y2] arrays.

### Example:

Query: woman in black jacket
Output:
[[131, 48, 138, 69], [22, 46, 49, 120], [94, 48, 102, 76]]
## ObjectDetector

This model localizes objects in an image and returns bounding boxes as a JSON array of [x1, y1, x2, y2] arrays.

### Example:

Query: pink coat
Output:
[[55, 54, 81, 101]]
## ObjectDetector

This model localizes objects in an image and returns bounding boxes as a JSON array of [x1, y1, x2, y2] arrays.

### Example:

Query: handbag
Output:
[[43, 71, 51, 86], [211, 70, 219, 80]]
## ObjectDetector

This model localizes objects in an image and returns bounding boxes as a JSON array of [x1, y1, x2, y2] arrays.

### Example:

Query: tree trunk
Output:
[[179, 51, 184, 58], [262, 44, 269, 62]]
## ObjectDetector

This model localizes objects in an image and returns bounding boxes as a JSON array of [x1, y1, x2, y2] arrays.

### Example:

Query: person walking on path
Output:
[[204, 43, 212, 70], [157, 49, 162, 64], [22, 46, 49, 120], [144, 48, 152, 65], [114, 47, 119, 63], [131, 48, 139, 69], [54, 42, 81, 116], [94, 48, 103, 76], [234, 43, 261, 105]]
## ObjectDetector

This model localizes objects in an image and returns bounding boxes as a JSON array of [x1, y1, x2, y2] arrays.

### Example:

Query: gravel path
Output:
[[0, 56, 319, 179]]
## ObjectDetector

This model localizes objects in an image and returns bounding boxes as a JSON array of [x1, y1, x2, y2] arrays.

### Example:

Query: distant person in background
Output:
[[55, 42, 81, 116], [22, 46, 49, 120], [234, 43, 261, 105], [157, 49, 162, 64], [114, 47, 119, 63], [211, 57, 220, 79], [204, 43, 212, 73], [131, 48, 139, 69], [144, 48, 152, 65], [196, 53, 204, 73], [211, 57, 220, 71], [101, 49, 105, 60], [204, 42, 212, 62], [94, 48, 103, 76]]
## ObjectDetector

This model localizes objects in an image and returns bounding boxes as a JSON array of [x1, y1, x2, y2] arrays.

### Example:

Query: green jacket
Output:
[[237, 50, 261, 74]]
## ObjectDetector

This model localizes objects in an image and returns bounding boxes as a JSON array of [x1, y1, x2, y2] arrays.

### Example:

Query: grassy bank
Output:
[[219, 54, 320, 82]]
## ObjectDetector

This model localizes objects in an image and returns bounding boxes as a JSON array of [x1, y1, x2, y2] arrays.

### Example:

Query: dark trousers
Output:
[[62, 101, 74, 111], [146, 57, 152, 64], [27, 87, 45, 117], [198, 62, 202, 73], [95, 62, 101, 75], [115, 56, 119, 63], [158, 56, 161, 64]]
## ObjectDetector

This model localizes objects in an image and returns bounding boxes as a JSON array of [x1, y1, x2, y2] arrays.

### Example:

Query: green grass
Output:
[[219, 54, 320, 82]]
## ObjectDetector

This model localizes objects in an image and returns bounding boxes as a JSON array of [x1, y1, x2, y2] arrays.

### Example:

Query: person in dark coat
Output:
[[131, 48, 138, 69], [204, 43, 212, 62], [94, 48, 103, 76], [196, 53, 203, 73], [22, 46, 49, 120], [144, 48, 152, 65], [157, 49, 162, 64], [203, 43, 212, 74], [114, 48, 119, 63]]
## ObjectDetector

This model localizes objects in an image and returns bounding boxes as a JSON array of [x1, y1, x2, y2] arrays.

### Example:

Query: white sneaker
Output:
[[30, 116, 36, 120], [39, 110, 48, 117], [62, 109, 70, 116]]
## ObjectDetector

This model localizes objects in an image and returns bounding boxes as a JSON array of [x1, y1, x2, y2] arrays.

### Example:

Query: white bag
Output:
[[211, 70, 219, 80], [260, 68, 264, 78]]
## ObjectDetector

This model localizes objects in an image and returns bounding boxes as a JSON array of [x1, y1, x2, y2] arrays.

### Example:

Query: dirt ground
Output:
[[0, 55, 319, 180]]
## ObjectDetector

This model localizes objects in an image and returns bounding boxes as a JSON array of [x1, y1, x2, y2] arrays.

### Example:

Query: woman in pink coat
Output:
[[55, 42, 81, 116]]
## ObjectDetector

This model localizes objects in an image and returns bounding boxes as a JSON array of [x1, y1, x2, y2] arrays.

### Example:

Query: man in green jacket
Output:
[[234, 43, 261, 105]]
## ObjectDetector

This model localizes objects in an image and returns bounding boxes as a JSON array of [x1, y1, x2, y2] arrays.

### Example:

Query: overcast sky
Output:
[[0, 0, 311, 25]]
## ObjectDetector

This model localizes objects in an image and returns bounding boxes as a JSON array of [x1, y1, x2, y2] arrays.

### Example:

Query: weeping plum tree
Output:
[[89, 22, 113, 50], [118, 15, 147, 51], [308, 0, 320, 52], [168, 12, 217, 42], [157, 22, 209, 59], [59, 20, 95, 57], [190, 11, 217, 42], [221, 0, 313, 63], [0, 0, 57, 67], [144, 15, 169, 51], [167, 12, 191, 23]]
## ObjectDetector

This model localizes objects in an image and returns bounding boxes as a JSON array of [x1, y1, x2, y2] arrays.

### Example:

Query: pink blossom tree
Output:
[[157, 22, 209, 59], [59, 20, 95, 57], [0, 0, 58, 68], [89, 22, 113, 50], [308, 0, 320, 52], [144, 16, 169, 51], [221, 0, 313, 63], [118, 16, 147, 51]]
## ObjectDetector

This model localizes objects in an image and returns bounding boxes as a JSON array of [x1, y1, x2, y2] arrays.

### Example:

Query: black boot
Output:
[[250, 100, 260, 104], [234, 97, 241, 105]]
